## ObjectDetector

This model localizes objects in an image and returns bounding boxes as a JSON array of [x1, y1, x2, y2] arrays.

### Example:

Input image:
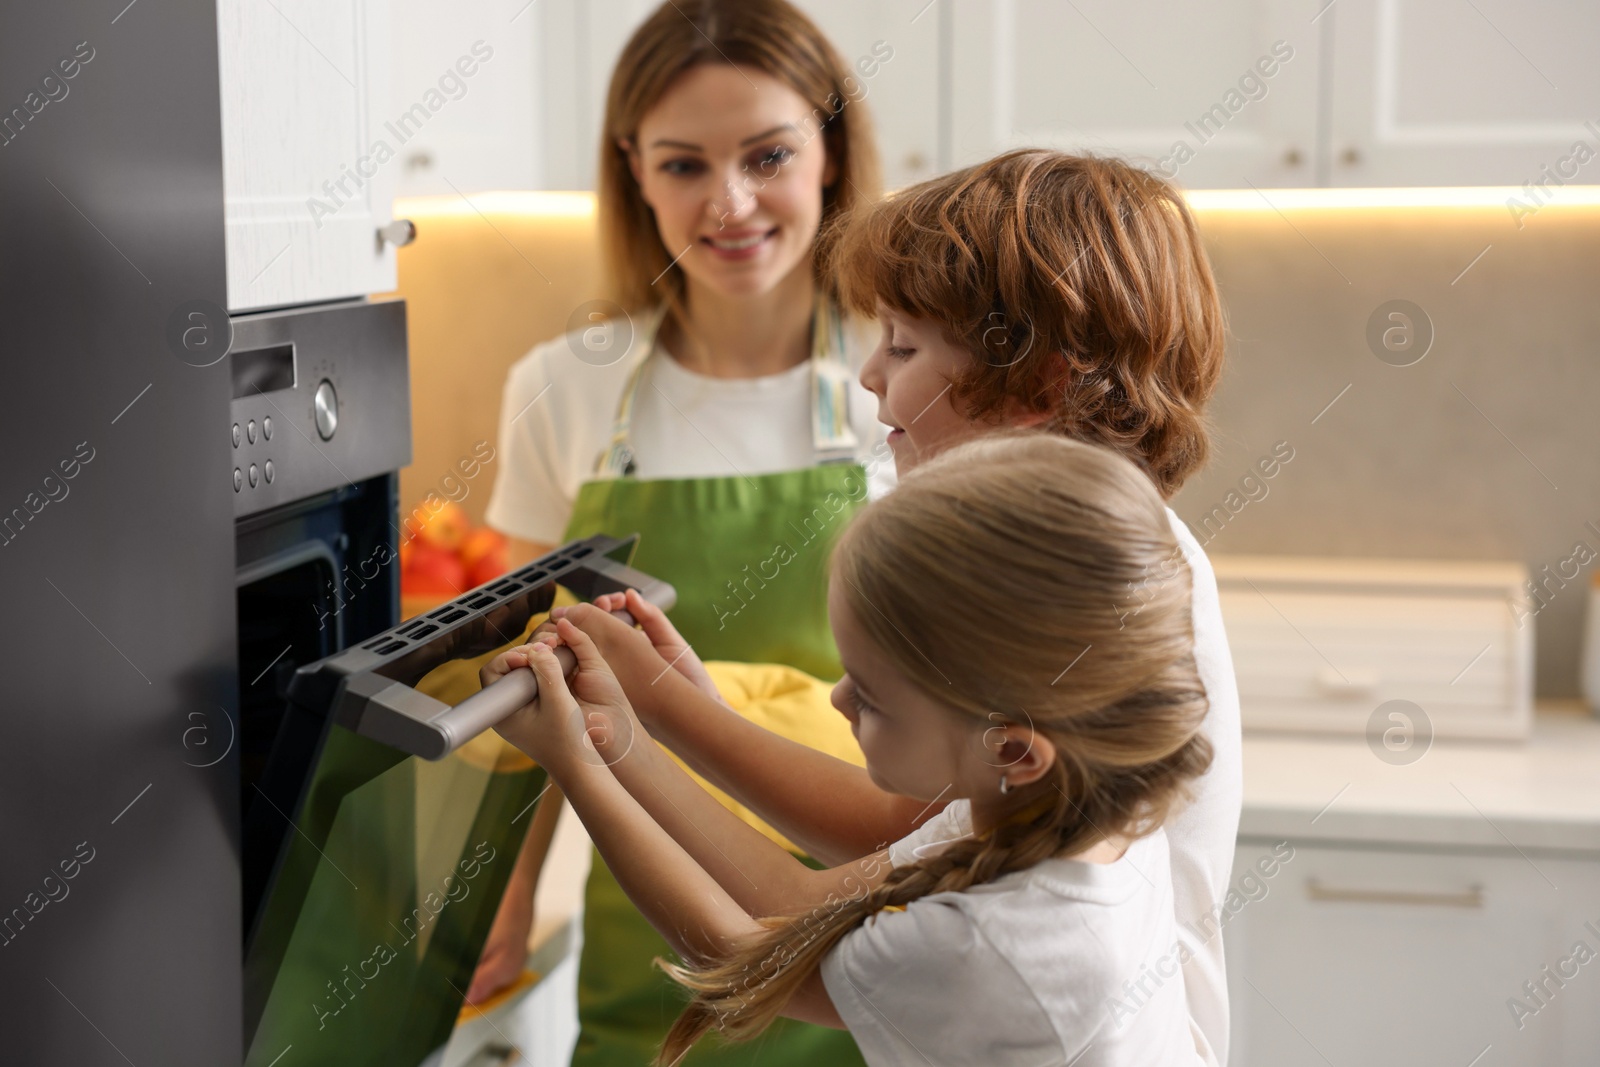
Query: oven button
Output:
[[247, 419, 257, 444], [233, 468, 243, 492], [263, 416, 273, 441], [314, 380, 339, 440], [264, 460, 274, 484], [248, 463, 259, 488], [232, 423, 240, 448]]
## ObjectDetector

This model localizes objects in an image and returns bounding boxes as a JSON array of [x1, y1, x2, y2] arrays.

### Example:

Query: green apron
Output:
[[562, 300, 872, 1067]]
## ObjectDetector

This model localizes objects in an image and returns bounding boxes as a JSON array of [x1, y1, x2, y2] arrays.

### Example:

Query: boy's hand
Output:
[[554, 590, 728, 708], [487, 619, 638, 771]]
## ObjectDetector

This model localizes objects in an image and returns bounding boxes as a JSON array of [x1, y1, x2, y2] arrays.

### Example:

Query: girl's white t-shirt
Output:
[[484, 324, 895, 545], [865, 510, 1241, 1067], [822, 823, 1215, 1067]]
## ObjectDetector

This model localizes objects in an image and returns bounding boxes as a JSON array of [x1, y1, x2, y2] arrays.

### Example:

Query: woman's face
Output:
[[627, 63, 836, 302]]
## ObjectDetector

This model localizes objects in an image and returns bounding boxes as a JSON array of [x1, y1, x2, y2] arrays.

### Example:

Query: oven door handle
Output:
[[419, 604, 641, 758], [333, 556, 676, 760]]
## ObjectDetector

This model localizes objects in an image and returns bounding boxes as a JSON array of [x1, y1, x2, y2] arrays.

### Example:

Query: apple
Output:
[[410, 500, 468, 552], [460, 528, 507, 572], [466, 553, 507, 589], [403, 544, 467, 597]]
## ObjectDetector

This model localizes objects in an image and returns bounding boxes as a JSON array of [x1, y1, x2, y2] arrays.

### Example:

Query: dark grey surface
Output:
[[0, 2, 239, 1063], [1172, 203, 1600, 698]]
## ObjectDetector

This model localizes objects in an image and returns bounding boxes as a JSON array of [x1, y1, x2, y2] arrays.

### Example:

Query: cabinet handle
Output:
[[1315, 666, 1377, 697], [1306, 879, 1484, 909], [378, 218, 416, 248], [1282, 147, 1303, 167]]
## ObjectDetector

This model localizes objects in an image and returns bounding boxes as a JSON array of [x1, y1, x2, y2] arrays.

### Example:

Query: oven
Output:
[[230, 298, 673, 1066]]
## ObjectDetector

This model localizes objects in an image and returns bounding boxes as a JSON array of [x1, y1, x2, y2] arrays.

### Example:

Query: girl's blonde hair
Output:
[[655, 432, 1213, 1064], [824, 149, 1225, 498], [599, 0, 882, 313]]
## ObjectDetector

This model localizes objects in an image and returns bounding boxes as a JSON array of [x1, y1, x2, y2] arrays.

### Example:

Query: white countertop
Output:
[[1241, 700, 1600, 854]]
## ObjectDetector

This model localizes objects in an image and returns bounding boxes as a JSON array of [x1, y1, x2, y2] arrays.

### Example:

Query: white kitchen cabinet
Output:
[[1229, 706, 1600, 1066], [530, 0, 656, 192], [785, 1, 943, 191], [947, 0, 1321, 189], [1226, 840, 1600, 1066], [939, 0, 1597, 188], [1326, 0, 1600, 187], [218, 0, 400, 311], [387, 0, 542, 199], [393, 0, 1600, 194]]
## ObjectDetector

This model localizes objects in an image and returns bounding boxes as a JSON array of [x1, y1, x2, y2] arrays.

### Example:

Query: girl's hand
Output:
[[558, 589, 726, 706], [488, 619, 638, 771]]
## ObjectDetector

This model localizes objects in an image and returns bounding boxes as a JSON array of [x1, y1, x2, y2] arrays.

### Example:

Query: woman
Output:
[[471, 3, 888, 1065]]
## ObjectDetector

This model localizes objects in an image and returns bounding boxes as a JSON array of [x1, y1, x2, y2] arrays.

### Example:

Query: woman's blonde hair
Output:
[[599, 0, 882, 313], [655, 432, 1213, 1064], [824, 149, 1226, 498]]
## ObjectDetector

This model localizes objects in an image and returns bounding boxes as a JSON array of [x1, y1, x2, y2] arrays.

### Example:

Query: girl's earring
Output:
[[998, 775, 1010, 795]]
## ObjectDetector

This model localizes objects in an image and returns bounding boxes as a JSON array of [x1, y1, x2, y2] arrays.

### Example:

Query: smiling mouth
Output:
[[703, 228, 776, 251]]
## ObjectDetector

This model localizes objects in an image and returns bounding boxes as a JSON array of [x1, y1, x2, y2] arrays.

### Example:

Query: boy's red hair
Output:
[[825, 149, 1225, 497]]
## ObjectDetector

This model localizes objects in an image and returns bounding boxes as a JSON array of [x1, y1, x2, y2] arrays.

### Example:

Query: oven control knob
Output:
[[314, 379, 339, 440]]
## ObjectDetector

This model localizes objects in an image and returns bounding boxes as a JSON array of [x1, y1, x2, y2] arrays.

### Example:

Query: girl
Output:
[[483, 433, 1216, 1066], [559, 149, 1242, 1065], [473, 3, 889, 1062]]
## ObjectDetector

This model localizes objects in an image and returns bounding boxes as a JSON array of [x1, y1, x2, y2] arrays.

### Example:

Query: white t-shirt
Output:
[[484, 322, 894, 545], [822, 821, 1213, 1067], [1164, 510, 1242, 1067], [873, 511, 1241, 1067]]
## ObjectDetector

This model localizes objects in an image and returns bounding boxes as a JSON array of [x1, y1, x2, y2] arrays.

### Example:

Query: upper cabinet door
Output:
[[947, 0, 1321, 189], [1327, 0, 1600, 187], [219, 0, 397, 312], [789, 1, 942, 191]]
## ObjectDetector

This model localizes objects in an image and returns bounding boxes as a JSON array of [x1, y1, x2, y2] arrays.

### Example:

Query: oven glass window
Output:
[[244, 660, 547, 1066]]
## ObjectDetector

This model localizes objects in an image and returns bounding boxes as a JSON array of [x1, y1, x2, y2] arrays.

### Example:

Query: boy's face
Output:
[[860, 305, 1049, 475], [859, 306, 976, 475]]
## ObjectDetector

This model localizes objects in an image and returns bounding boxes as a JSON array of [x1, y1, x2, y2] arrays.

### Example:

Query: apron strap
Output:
[[593, 297, 861, 478], [593, 305, 669, 478], [810, 298, 862, 465]]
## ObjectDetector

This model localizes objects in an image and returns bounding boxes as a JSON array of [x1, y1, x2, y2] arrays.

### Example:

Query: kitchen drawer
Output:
[[1213, 556, 1533, 739], [1226, 839, 1600, 1066]]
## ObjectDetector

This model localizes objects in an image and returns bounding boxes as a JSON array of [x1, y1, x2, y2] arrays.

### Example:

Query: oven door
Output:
[[242, 535, 664, 1067], [242, 699, 547, 1067]]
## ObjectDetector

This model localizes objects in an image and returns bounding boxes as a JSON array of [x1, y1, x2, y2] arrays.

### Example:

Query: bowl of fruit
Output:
[[399, 500, 509, 620]]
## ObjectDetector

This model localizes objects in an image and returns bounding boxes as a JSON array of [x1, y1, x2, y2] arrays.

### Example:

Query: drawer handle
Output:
[[1315, 667, 1378, 697], [1306, 879, 1484, 909]]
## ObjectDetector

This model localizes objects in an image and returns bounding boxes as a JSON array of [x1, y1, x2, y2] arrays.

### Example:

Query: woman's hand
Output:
[[486, 619, 639, 772], [556, 589, 727, 706], [464, 884, 532, 1004]]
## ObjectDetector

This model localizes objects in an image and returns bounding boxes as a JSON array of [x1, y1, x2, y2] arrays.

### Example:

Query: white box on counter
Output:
[[1210, 555, 1533, 740]]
